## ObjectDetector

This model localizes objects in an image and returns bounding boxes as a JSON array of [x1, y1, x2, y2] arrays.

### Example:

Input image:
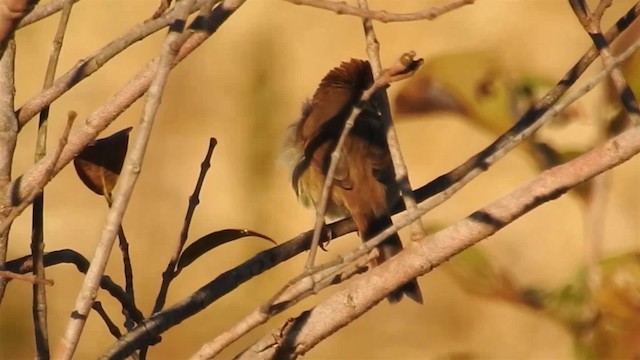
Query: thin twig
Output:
[[583, 173, 609, 293], [189, 259, 367, 359], [31, 2, 74, 356], [92, 300, 138, 360], [0, 38, 17, 304], [116, 225, 136, 330], [16, 0, 212, 129], [0, 112, 76, 236], [54, 0, 196, 358], [357, 0, 426, 241], [5, 249, 144, 325], [284, 0, 474, 23], [104, 187, 137, 331], [92, 301, 123, 340], [17, 0, 82, 29], [304, 52, 423, 270], [0, 270, 53, 285], [139, 138, 217, 359], [152, 138, 217, 314], [570, 0, 640, 124]]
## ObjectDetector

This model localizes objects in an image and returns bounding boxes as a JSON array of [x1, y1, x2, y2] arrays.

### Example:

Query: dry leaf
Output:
[[73, 127, 133, 196]]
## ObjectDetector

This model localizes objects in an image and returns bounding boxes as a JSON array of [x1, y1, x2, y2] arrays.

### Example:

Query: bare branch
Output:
[[0, 270, 53, 285], [284, 0, 474, 23], [357, 0, 426, 241], [31, 1, 74, 356], [0, 38, 16, 304], [5, 249, 144, 325], [92, 301, 123, 340], [151, 138, 218, 313], [0, 111, 75, 236], [569, 0, 640, 124]]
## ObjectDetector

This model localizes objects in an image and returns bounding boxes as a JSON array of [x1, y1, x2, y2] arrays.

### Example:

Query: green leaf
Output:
[[176, 229, 275, 273]]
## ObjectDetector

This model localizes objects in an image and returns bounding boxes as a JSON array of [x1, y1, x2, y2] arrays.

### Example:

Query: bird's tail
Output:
[[365, 214, 423, 304]]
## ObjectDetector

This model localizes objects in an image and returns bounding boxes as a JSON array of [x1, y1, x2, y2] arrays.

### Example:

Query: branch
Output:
[[92, 301, 123, 340], [0, 111, 75, 236], [0, 37, 16, 304], [357, 0, 426, 241], [151, 138, 217, 314], [55, 0, 197, 357], [284, 0, 474, 23], [31, 2, 74, 356], [237, 108, 640, 360], [570, 0, 640, 124], [0, 270, 53, 285], [5, 249, 144, 324]]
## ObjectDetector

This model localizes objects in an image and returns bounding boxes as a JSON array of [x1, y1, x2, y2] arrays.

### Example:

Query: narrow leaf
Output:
[[176, 229, 275, 272]]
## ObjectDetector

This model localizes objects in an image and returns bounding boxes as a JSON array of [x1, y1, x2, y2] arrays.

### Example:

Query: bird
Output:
[[282, 58, 423, 304]]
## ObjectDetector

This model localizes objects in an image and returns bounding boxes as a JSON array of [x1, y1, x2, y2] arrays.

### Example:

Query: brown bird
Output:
[[283, 59, 423, 304]]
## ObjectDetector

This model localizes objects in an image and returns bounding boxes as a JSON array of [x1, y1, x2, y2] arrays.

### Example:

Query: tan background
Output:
[[2, 0, 639, 358]]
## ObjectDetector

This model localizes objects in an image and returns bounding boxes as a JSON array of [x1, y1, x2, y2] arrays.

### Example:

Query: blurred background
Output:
[[2, 0, 639, 358]]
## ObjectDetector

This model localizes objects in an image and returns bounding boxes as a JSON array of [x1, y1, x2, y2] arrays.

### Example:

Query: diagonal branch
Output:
[[17, 0, 82, 29], [357, 0, 426, 241], [569, 0, 640, 123], [151, 138, 217, 314]]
